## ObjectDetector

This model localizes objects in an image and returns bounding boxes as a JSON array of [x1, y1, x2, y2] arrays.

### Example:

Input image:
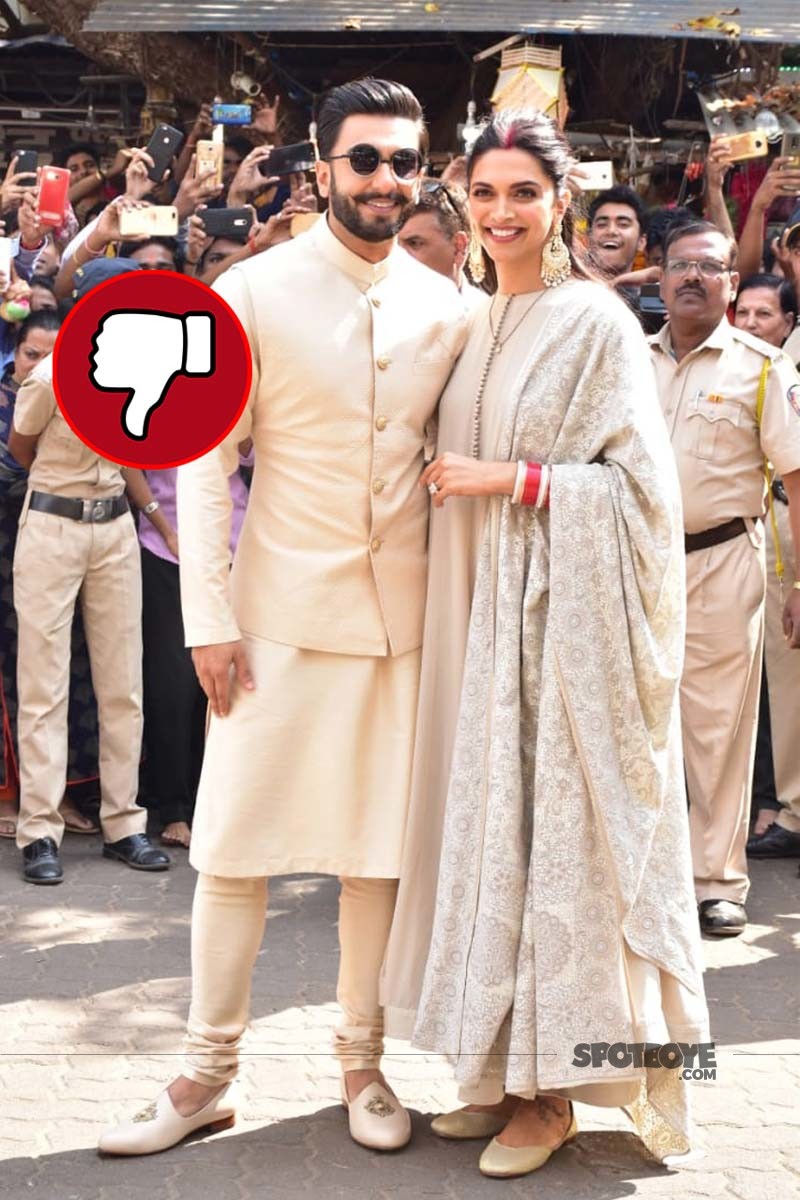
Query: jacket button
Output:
[[375, 415, 388, 431], [376, 356, 390, 370], [370, 537, 382, 552], [372, 479, 385, 495]]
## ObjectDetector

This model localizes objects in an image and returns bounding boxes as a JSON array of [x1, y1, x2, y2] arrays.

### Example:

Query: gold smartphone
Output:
[[119, 205, 179, 237], [196, 139, 224, 189], [715, 130, 768, 163]]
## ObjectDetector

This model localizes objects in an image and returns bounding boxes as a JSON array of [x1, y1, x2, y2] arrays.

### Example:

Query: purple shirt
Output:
[[139, 457, 252, 565]]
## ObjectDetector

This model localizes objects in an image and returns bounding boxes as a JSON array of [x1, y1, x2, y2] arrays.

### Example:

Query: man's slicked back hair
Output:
[[315, 77, 427, 160]]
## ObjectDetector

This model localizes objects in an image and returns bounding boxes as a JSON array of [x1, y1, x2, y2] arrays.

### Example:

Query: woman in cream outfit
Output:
[[382, 110, 709, 1179]]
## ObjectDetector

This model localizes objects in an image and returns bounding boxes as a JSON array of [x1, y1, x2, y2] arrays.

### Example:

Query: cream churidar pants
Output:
[[13, 508, 145, 848], [184, 873, 398, 1085], [682, 524, 766, 904], [764, 500, 800, 833]]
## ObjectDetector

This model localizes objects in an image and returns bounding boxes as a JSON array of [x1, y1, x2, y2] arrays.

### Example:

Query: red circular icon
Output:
[[53, 270, 252, 469]]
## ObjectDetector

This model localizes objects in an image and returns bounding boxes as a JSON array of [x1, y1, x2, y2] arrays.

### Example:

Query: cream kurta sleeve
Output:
[[177, 266, 259, 647]]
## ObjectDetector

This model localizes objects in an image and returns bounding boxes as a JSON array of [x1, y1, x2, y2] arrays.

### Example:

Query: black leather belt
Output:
[[29, 491, 129, 523], [684, 516, 756, 554]]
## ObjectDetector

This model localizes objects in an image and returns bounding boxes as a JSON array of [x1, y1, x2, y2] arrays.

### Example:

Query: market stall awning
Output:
[[82, 1, 800, 43]]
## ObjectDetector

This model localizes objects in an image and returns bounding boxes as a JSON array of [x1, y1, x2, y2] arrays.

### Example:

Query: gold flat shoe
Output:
[[341, 1079, 411, 1151], [431, 1107, 510, 1140], [478, 1103, 577, 1178]]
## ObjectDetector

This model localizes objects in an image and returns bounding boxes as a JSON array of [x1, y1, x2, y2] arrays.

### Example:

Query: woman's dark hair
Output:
[[15, 308, 62, 345], [315, 77, 427, 160], [55, 141, 99, 168], [645, 205, 694, 256], [465, 109, 597, 291], [737, 272, 798, 322]]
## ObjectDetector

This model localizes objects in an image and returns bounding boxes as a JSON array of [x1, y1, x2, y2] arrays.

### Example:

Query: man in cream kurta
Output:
[[98, 81, 468, 1158]]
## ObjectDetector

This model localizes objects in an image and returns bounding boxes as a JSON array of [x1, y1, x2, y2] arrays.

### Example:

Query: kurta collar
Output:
[[310, 215, 399, 288], [652, 316, 733, 362]]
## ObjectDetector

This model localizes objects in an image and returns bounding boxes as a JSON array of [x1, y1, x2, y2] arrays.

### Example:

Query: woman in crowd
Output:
[[0, 310, 101, 837], [383, 110, 708, 1177]]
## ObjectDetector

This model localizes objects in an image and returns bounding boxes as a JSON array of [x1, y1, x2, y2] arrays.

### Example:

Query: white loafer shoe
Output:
[[341, 1080, 411, 1151], [97, 1084, 236, 1156]]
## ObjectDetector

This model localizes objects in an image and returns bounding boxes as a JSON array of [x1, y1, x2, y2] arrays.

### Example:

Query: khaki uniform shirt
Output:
[[177, 216, 468, 655], [784, 323, 800, 369], [649, 319, 800, 534], [13, 355, 125, 499]]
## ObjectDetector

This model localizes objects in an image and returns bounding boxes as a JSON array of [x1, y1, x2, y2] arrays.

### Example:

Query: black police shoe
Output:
[[698, 899, 746, 937], [22, 837, 64, 885], [102, 833, 170, 871], [746, 823, 800, 858]]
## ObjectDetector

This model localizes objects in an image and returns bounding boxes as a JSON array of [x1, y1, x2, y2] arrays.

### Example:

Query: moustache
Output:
[[677, 283, 707, 298]]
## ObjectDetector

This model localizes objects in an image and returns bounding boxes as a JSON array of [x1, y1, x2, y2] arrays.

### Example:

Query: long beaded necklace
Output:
[[471, 291, 547, 459]]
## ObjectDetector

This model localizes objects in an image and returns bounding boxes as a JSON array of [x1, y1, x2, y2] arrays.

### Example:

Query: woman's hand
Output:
[[751, 156, 800, 213], [420, 453, 516, 507]]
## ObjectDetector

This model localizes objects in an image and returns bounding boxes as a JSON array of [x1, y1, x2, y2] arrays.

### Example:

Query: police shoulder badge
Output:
[[789, 383, 800, 418]]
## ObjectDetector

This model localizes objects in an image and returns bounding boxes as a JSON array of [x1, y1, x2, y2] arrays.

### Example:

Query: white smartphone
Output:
[[0, 236, 13, 282], [577, 160, 614, 191], [119, 205, 179, 237]]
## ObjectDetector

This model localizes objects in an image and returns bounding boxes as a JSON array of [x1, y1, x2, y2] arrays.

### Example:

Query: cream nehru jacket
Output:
[[178, 216, 468, 656]]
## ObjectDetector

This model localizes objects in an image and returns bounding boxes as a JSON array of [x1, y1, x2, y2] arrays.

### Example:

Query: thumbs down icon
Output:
[[90, 310, 215, 440]]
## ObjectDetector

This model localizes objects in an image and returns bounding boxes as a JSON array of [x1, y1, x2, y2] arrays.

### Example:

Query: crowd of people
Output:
[[0, 75, 799, 1175]]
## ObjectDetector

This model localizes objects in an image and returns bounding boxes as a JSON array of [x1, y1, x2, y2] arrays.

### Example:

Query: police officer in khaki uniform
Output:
[[651, 220, 800, 936], [8, 257, 170, 884]]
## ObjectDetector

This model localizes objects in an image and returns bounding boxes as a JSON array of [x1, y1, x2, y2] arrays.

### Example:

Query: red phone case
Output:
[[37, 166, 71, 227]]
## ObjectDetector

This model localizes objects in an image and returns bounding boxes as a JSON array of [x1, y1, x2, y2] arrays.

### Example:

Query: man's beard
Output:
[[329, 177, 408, 243]]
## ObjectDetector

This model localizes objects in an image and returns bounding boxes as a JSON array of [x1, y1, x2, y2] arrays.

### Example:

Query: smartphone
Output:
[[211, 103, 252, 126], [36, 165, 70, 227], [200, 207, 254, 238], [196, 139, 224, 189], [715, 130, 768, 163], [259, 141, 316, 178], [14, 149, 38, 183], [119, 205, 179, 237], [780, 131, 800, 171], [144, 124, 184, 183], [0, 236, 13, 280], [577, 159, 614, 191]]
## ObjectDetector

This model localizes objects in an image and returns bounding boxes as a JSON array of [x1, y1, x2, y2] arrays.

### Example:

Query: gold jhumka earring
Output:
[[467, 226, 486, 284], [541, 216, 571, 288]]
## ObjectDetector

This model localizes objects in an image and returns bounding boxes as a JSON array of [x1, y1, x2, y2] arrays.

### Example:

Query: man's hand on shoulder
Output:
[[192, 640, 254, 717]]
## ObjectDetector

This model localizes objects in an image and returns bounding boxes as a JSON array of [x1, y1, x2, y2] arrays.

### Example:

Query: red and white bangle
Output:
[[518, 462, 551, 509], [511, 460, 527, 506]]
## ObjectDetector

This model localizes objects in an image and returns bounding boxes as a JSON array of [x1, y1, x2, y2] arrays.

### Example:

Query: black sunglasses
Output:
[[325, 143, 424, 180], [421, 179, 460, 214]]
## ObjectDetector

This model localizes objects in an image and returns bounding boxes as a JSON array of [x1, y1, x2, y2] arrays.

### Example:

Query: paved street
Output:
[[0, 836, 798, 1200]]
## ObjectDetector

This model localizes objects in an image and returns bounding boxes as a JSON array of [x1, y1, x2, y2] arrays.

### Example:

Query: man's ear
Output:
[[453, 230, 468, 270], [729, 269, 740, 302], [637, 232, 646, 253], [315, 160, 331, 201]]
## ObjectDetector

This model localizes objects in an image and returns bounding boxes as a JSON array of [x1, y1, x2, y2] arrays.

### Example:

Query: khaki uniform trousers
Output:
[[13, 507, 145, 848], [184, 873, 398, 1085], [764, 502, 800, 834], [682, 524, 766, 903]]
